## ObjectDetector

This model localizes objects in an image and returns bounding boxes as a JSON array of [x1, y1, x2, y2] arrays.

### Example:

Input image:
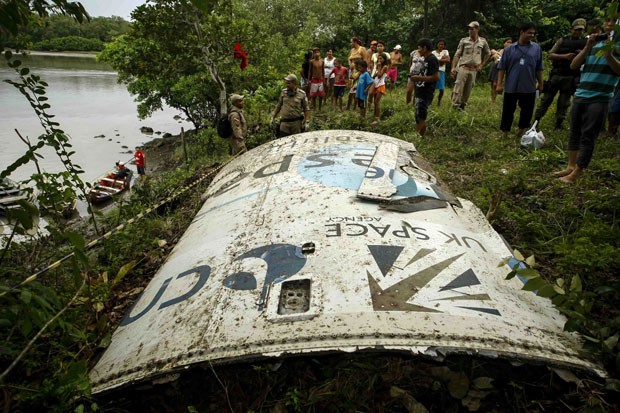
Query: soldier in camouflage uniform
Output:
[[271, 74, 310, 138], [534, 18, 587, 130], [228, 94, 248, 154]]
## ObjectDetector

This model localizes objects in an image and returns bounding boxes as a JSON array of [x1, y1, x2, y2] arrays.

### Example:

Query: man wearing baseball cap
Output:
[[388, 45, 404, 91], [450, 21, 491, 110], [533, 18, 587, 130], [271, 74, 310, 138], [228, 94, 247, 154]]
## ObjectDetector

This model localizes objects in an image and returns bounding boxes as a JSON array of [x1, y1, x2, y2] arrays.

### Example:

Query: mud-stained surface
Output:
[[93, 131, 615, 412]]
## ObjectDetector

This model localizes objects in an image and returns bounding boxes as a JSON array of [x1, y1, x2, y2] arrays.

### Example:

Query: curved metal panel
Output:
[[90, 130, 602, 393]]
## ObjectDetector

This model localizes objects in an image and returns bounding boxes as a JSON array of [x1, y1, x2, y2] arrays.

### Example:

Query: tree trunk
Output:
[[193, 19, 228, 115], [206, 60, 227, 115]]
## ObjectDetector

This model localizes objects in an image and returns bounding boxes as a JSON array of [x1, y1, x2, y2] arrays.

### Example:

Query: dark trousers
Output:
[[569, 100, 608, 169], [500, 92, 536, 132], [534, 74, 576, 123]]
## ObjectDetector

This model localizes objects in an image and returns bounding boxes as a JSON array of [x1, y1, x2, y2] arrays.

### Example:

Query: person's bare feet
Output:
[[552, 167, 575, 178], [559, 167, 582, 183]]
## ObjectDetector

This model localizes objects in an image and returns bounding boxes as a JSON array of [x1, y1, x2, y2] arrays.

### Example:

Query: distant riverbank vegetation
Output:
[[1, 14, 130, 52]]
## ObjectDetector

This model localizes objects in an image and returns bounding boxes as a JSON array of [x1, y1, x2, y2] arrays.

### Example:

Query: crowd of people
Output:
[[286, 36, 450, 134], [225, 16, 620, 184]]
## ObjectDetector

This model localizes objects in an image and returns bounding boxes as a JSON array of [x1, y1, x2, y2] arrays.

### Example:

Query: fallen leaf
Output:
[[472, 376, 494, 390], [390, 386, 429, 413], [448, 372, 470, 400]]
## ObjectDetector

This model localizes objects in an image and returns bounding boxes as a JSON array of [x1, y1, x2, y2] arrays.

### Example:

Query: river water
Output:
[[0, 52, 192, 183]]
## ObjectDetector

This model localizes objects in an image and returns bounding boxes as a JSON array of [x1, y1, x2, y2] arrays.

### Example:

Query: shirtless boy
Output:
[[309, 48, 325, 111]]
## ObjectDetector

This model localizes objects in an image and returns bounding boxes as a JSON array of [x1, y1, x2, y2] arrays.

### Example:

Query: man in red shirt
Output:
[[134, 146, 146, 176]]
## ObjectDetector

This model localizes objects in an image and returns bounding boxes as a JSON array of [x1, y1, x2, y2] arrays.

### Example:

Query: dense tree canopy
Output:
[[1, 14, 130, 50], [99, 0, 610, 127], [1, 1, 620, 412], [4, 0, 606, 126], [99, 0, 345, 126], [0, 0, 88, 38]]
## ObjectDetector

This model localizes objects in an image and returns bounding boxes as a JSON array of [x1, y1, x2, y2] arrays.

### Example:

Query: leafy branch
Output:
[[504, 251, 619, 375], [0, 280, 86, 383], [1, 50, 100, 235]]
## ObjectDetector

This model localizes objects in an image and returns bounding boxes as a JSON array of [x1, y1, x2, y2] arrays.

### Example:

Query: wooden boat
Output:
[[88, 168, 132, 205], [0, 178, 31, 216]]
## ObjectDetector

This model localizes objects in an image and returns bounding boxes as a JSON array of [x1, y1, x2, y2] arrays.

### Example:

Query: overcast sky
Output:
[[79, 0, 146, 19]]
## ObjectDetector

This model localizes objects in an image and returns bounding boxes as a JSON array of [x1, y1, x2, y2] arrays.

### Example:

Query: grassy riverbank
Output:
[[1, 83, 619, 412]]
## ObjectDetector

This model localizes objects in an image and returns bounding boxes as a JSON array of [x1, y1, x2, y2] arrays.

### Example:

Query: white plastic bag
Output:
[[520, 120, 545, 149]]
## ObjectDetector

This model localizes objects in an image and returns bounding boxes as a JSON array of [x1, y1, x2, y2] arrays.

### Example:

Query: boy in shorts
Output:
[[309, 48, 325, 111], [355, 60, 373, 118], [410, 38, 439, 136], [330, 59, 348, 111]]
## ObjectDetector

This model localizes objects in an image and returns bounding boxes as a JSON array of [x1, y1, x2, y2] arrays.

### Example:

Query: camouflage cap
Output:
[[572, 18, 586, 30], [284, 74, 298, 83], [230, 94, 244, 104]]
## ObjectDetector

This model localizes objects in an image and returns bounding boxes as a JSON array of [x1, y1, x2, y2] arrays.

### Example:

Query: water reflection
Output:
[[0, 52, 192, 182]]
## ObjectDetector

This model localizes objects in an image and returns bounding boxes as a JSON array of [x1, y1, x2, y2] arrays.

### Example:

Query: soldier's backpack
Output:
[[216, 113, 232, 138]]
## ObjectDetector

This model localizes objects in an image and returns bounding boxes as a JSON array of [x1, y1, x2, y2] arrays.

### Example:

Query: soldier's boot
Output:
[[554, 118, 564, 130]]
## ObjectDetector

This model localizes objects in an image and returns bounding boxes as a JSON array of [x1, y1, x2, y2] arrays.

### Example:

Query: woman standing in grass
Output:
[[431, 39, 450, 106]]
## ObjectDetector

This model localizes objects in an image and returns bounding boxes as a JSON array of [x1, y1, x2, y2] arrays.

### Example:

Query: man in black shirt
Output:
[[410, 38, 440, 136]]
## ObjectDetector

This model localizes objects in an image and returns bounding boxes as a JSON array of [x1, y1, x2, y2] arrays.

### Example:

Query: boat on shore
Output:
[[88, 165, 132, 205], [0, 178, 31, 216]]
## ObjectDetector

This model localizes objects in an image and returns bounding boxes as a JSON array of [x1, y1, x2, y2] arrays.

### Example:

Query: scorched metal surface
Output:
[[90, 130, 601, 393]]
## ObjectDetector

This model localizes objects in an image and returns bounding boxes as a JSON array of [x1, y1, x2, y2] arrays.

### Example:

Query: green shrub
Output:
[[35, 36, 104, 52]]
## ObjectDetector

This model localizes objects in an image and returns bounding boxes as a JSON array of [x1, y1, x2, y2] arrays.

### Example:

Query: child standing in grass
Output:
[[347, 62, 361, 110], [330, 59, 348, 111], [356, 60, 373, 118], [370, 53, 389, 123]]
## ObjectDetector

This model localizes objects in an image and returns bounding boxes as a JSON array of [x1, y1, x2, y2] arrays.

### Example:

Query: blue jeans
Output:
[[568, 100, 608, 169]]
